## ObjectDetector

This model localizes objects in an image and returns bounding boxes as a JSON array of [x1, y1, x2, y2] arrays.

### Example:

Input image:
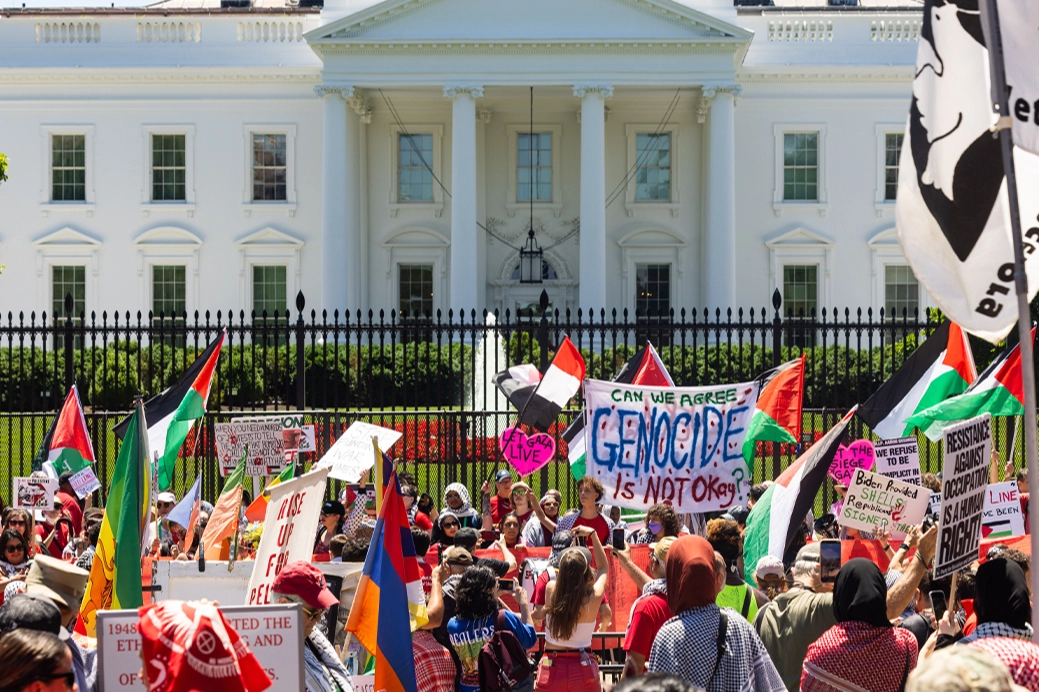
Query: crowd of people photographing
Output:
[[0, 461, 1037, 692]]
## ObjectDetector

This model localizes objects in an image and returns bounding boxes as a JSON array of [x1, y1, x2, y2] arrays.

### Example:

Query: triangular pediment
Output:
[[32, 227, 102, 248], [765, 227, 834, 249], [308, 0, 751, 44], [234, 227, 304, 248]]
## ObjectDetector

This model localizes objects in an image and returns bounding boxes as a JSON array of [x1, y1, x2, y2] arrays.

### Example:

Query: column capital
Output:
[[443, 84, 484, 100], [314, 84, 354, 99], [697, 84, 741, 123], [573, 84, 613, 99]]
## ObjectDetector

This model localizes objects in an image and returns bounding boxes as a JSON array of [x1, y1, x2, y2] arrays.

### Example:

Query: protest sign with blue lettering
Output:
[[584, 378, 759, 513]]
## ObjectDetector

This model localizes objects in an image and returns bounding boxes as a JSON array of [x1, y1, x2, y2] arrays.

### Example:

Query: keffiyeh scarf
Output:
[[801, 621, 918, 692]]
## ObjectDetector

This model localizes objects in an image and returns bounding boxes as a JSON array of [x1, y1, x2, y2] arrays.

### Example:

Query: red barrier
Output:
[[979, 534, 1031, 561]]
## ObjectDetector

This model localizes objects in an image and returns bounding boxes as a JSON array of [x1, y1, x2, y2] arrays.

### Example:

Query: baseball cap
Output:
[[495, 470, 513, 483], [271, 561, 339, 610], [550, 530, 574, 554], [25, 554, 89, 611], [321, 500, 346, 517], [650, 536, 678, 564], [728, 506, 750, 525], [442, 546, 474, 566], [157, 491, 176, 504], [454, 527, 479, 551], [796, 542, 821, 563], [0, 593, 66, 640]]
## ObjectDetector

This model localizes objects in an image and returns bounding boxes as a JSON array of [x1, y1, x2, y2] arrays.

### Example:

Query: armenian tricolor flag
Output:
[[346, 468, 428, 692]]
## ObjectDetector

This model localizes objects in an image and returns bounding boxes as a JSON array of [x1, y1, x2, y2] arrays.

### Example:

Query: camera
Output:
[[921, 512, 939, 532]]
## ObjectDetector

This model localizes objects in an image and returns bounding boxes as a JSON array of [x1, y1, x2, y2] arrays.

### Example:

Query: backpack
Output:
[[477, 610, 535, 692]]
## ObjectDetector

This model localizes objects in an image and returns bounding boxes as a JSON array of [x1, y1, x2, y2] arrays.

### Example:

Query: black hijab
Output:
[[833, 558, 891, 628], [975, 558, 1031, 629]]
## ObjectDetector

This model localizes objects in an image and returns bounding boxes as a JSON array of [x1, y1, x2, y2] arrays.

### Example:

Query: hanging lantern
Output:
[[519, 228, 543, 284]]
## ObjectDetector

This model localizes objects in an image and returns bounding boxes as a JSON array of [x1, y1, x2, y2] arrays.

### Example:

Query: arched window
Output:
[[510, 260, 558, 281]]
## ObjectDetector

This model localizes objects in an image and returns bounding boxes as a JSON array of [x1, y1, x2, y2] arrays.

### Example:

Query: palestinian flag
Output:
[[742, 356, 805, 465], [202, 449, 246, 561], [166, 474, 202, 536], [34, 384, 96, 475], [80, 399, 152, 636], [562, 344, 674, 479], [744, 408, 856, 587], [907, 327, 1035, 441], [494, 336, 586, 431], [244, 460, 295, 523], [114, 330, 225, 491], [858, 321, 975, 440]]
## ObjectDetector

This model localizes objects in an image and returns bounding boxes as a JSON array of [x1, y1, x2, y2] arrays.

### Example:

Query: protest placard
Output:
[[246, 467, 330, 606], [839, 468, 930, 540], [67, 466, 101, 499], [13, 476, 58, 510], [233, 414, 316, 454], [930, 492, 942, 517], [214, 420, 285, 476], [982, 481, 1025, 539], [316, 421, 402, 482], [935, 414, 991, 579], [828, 440, 875, 486], [583, 378, 759, 512], [96, 604, 304, 692], [874, 437, 922, 487]]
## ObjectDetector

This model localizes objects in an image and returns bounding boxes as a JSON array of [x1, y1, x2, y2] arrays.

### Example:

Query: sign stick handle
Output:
[[949, 571, 959, 615], [373, 436, 384, 516], [979, 0, 1039, 643]]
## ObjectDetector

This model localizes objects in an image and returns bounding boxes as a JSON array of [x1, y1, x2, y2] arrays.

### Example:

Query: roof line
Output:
[[0, 6, 320, 17]]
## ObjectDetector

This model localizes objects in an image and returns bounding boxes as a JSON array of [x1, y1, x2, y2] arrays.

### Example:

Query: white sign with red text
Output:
[[96, 604, 304, 692], [982, 481, 1025, 539], [246, 467, 330, 606]]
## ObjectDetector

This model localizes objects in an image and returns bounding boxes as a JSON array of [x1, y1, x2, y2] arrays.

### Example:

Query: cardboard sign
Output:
[[214, 420, 285, 476], [67, 467, 102, 499], [233, 414, 316, 454], [828, 440, 875, 486], [935, 414, 991, 579], [13, 476, 58, 510], [874, 437, 922, 487], [839, 468, 930, 540], [499, 426, 556, 476], [96, 604, 305, 692], [930, 492, 942, 517], [982, 481, 1025, 539], [316, 421, 402, 482], [246, 467, 330, 606], [584, 378, 760, 512]]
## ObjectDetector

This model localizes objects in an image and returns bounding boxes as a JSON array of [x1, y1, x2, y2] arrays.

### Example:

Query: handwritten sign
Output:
[[247, 467, 329, 606], [499, 427, 556, 476], [829, 440, 875, 486], [13, 476, 58, 510], [67, 467, 102, 499], [316, 421, 402, 482], [214, 420, 285, 476], [96, 604, 304, 692], [233, 414, 316, 454], [935, 414, 991, 579], [839, 468, 930, 540], [874, 437, 921, 487], [982, 481, 1025, 539], [584, 378, 759, 513]]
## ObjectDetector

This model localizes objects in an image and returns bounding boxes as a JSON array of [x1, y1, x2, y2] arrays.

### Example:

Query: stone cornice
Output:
[[737, 67, 914, 85], [0, 69, 321, 87], [311, 38, 749, 56]]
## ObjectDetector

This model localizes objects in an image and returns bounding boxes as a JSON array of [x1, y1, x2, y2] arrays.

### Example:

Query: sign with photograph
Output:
[[13, 476, 58, 510], [874, 437, 922, 487], [214, 420, 285, 476], [232, 414, 316, 454], [935, 414, 991, 579]]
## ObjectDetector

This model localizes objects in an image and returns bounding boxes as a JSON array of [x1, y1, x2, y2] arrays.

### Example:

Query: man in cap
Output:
[[613, 536, 677, 677], [484, 469, 514, 525], [24, 555, 96, 692], [272, 560, 350, 692], [428, 546, 474, 647], [0, 592, 65, 636]]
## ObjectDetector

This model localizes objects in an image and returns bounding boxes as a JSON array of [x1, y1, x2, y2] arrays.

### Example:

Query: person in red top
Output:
[[34, 498, 73, 559], [556, 476, 614, 546], [403, 483, 433, 531], [613, 536, 677, 677], [485, 469, 513, 524], [56, 472, 83, 537], [412, 526, 434, 596]]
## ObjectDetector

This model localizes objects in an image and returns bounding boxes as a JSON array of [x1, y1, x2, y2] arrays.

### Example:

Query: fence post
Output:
[[63, 291, 74, 390], [537, 289, 550, 374], [295, 291, 305, 410], [771, 288, 782, 369]]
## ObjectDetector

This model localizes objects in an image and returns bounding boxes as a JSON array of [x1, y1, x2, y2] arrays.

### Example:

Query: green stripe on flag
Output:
[[113, 406, 149, 610], [742, 409, 797, 465], [159, 388, 206, 491], [742, 483, 776, 588]]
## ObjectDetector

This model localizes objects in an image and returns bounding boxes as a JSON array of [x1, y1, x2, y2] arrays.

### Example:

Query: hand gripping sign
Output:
[[584, 378, 759, 513]]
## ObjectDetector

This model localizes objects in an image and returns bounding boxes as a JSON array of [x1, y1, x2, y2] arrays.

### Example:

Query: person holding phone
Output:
[[34, 498, 73, 560], [556, 477, 614, 547]]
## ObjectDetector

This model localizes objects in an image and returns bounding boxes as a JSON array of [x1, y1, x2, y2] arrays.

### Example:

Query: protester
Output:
[[647, 536, 784, 691], [418, 492, 439, 524], [538, 525, 609, 691], [499, 512, 524, 549], [801, 559, 919, 692], [920, 473, 941, 493], [328, 534, 347, 562], [432, 511, 461, 553], [0, 629, 76, 692], [3, 509, 36, 557], [907, 644, 1017, 692], [531, 530, 610, 631], [753, 556, 788, 601], [137, 599, 271, 692], [314, 500, 345, 559], [510, 483, 535, 527], [403, 483, 433, 532], [706, 518, 767, 620], [747, 483, 770, 509], [428, 545, 474, 658], [556, 477, 614, 545], [967, 637, 1039, 691], [617, 536, 676, 677], [414, 617, 457, 692], [24, 555, 94, 693], [487, 470, 514, 524], [962, 558, 1032, 644], [0, 528, 32, 600], [412, 527, 434, 596], [34, 498, 73, 560], [271, 560, 351, 692], [630, 503, 680, 545], [55, 473, 83, 537], [442, 484, 480, 529], [522, 490, 561, 547], [447, 564, 536, 692], [73, 509, 103, 573]]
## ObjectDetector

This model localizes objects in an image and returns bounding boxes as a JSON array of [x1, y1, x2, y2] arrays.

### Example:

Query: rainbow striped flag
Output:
[[346, 469, 428, 692]]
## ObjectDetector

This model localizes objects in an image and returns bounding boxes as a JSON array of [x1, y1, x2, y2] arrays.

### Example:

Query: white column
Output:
[[445, 85, 483, 315], [317, 85, 356, 314], [702, 85, 739, 310], [575, 84, 612, 313], [346, 92, 371, 315]]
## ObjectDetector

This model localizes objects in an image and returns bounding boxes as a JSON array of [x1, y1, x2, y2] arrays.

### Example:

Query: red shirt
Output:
[[414, 511, 434, 532], [490, 495, 512, 525], [532, 570, 552, 606], [35, 521, 72, 559], [418, 558, 433, 596], [56, 490, 83, 536], [623, 592, 672, 659], [572, 514, 611, 546]]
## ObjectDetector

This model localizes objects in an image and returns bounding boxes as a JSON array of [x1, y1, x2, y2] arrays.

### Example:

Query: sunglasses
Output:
[[445, 493, 461, 500], [7, 520, 26, 528], [504, 523, 519, 529], [45, 672, 76, 689], [442, 521, 459, 528], [5, 544, 25, 553], [302, 605, 327, 621], [157, 502, 174, 509], [542, 501, 559, 507]]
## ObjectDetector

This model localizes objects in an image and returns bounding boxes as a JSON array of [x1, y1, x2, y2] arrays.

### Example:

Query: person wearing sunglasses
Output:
[[432, 511, 461, 557], [0, 629, 77, 692], [523, 489, 562, 548], [4, 508, 37, 559], [272, 561, 349, 692], [0, 528, 32, 598], [441, 483, 480, 528]]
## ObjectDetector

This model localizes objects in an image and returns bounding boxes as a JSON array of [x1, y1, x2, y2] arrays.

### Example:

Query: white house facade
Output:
[[0, 0, 930, 322]]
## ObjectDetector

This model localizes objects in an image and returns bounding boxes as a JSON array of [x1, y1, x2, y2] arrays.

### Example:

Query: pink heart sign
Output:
[[499, 426, 557, 476], [829, 439, 875, 486]]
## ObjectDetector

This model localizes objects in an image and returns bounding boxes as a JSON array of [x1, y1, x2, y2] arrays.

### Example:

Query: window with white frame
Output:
[[398, 133, 434, 203], [51, 135, 86, 202], [398, 264, 434, 317], [52, 265, 85, 348], [635, 134, 671, 202], [783, 133, 818, 201], [253, 265, 287, 316], [518, 133, 552, 202], [635, 264, 671, 317], [252, 134, 287, 202], [884, 264, 919, 320], [783, 263, 818, 348], [152, 265, 186, 318], [884, 133, 903, 202], [151, 135, 186, 202]]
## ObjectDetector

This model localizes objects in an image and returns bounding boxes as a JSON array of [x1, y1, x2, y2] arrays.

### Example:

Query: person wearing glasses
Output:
[[523, 490, 563, 548], [0, 629, 77, 692], [432, 511, 461, 557], [0, 528, 32, 602], [441, 483, 480, 528], [3, 509, 37, 558], [314, 500, 346, 560]]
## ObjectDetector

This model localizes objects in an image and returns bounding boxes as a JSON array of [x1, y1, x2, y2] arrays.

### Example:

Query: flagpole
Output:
[[979, 0, 1039, 642]]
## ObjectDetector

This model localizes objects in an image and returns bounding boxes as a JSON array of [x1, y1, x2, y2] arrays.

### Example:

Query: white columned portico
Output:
[[701, 85, 739, 310], [574, 84, 612, 313], [445, 85, 483, 314], [317, 84, 359, 313]]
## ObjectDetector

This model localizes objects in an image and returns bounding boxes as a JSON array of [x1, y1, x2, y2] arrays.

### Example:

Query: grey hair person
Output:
[[272, 591, 352, 692]]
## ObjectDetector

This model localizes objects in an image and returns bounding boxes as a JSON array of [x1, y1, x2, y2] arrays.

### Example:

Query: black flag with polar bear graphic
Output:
[[896, 0, 1039, 344]]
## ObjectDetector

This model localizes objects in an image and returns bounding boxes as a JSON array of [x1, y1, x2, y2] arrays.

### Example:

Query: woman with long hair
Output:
[[0, 629, 76, 691], [754, 556, 789, 601], [631, 503, 681, 544], [3, 508, 36, 557], [500, 512, 524, 549], [537, 525, 609, 691], [313, 500, 345, 558], [0, 528, 31, 603]]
